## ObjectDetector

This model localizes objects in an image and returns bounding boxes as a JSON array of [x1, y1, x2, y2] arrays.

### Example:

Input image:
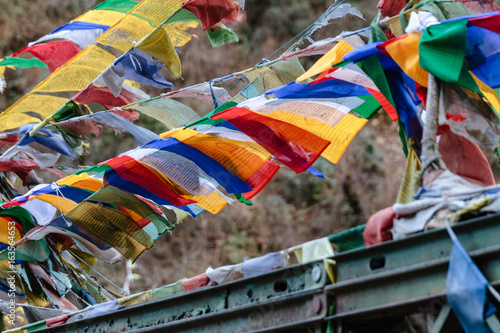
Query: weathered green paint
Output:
[[29, 213, 500, 332]]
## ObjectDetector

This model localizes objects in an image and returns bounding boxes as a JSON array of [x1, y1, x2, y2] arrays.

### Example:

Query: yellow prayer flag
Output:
[[32, 194, 78, 213], [384, 32, 428, 87], [98, 15, 157, 53], [56, 173, 103, 192], [0, 217, 21, 245], [65, 201, 149, 261], [164, 21, 199, 47], [0, 95, 69, 132], [166, 128, 272, 180], [132, 0, 184, 26], [259, 108, 367, 164], [191, 191, 228, 214], [396, 144, 422, 204], [296, 40, 354, 82], [472, 73, 500, 114], [135, 25, 182, 78], [37, 66, 104, 93], [74, 9, 127, 26]]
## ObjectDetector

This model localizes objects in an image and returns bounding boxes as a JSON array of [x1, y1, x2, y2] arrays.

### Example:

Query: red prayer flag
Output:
[[242, 159, 280, 200], [0, 134, 19, 149], [468, 12, 500, 34], [182, 0, 240, 31], [12, 40, 80, 72], [211, 107, 331, 173], [101, 155, 196, 207], [0, 159, 38, 186], [72, 84, 139, 110], [56, 118, 104, 137]]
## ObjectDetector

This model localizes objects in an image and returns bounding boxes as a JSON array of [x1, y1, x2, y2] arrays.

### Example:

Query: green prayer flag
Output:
[[186, 101, 238, 128], [352, 95, 381, 119], [0, 57, 48, 69], [165, 8, 200, 24], [419, 20, 469, 86], [76, 164, 112, 175], [234, 193, 252, 206], [207, 25, 239, 48], [0, 239, 51, 262], [93, 0, 139, 13], [358, 55, 396, 109], [369, 16, 388, 44], [0, 206, 36, 232], [52, 101, 85, 122]]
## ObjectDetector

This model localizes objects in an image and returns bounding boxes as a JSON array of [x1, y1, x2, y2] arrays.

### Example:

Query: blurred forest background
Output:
[[1, 0, 499, 293]]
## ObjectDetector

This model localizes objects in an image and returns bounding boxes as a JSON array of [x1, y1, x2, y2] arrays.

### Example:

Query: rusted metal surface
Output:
[[35, 262, 328, 333], [326, 213, 500, 330]]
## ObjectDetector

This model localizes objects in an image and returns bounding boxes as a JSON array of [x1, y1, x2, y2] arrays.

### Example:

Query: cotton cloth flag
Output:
[[164, 127, 280, 201], [254, 100, 368, 164], [90, 111, 160, 146], [296, 40, 354, 82], [0, 160, 38, 187], [101, 155, 197, 207], [163, 128, 272, 184], [324, 63, 396, 120], [113, 49, 174, 90], [341, 42, 423, 152], [206, 24, 239, 47], [61, 184, 175, 261], [134, 25, 182, 79], [241, 252, 287, 278], [143, 138, 252, 193], [0, 57, 47, 69], [342, 43, 401, 121], [16, 124, 77, 158], [438, 81, 500, 147], [28, 21, 110, 50], [123, 97, 199, 129], [11, 40, 81, 73], [72, 83, 148, 111], [64, 201, 155, 262], [266, 70, 382, 121], [27, 221, 123, 263], [211, 107, 331, 173], [418, 13, 500, 112], [446, 221, 498, 333], [121, 147, 234, 214], [182, 0, 240, 31], [379, 32, 428, 87]]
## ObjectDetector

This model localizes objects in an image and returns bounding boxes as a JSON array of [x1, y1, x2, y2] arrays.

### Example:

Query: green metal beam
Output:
[[325, 214, 500, 327], [34, 262, 328, 333], [27, 213, 500, 332]]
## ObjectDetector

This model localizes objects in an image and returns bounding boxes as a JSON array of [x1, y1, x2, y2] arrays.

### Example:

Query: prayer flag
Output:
[[211, 107, 331, 173], [29, 21, 110, 50], [12, 40, 81, 72], [134, 26, 182, 78], [182, 0, 240, 31]]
